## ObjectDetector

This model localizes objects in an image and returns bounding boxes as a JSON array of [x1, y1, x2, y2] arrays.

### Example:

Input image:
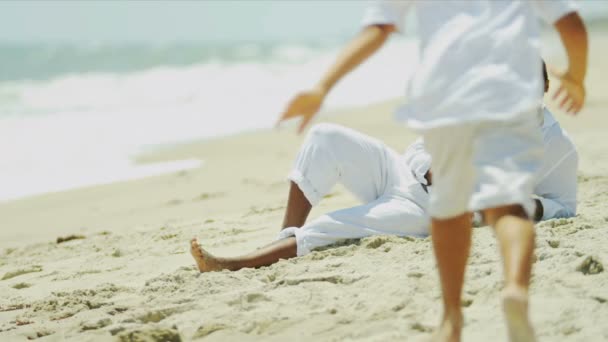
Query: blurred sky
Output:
[[0, 0, 368, 44], [1, 0, 607, 45]]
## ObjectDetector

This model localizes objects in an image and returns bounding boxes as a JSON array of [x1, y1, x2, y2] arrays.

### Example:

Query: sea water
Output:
[[0, 1, 605, 201]]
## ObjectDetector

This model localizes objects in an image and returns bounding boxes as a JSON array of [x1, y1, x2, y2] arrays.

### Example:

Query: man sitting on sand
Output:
[[190, 63, 578, 272]]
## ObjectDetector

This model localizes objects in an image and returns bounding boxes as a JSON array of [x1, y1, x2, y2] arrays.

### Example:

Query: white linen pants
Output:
[[278, 123, 429, 256]]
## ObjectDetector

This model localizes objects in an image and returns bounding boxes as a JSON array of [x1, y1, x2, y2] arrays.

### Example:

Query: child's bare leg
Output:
[[483, 204, 536, 342], [190, 237, 297, 272], [281, 181, 312, 229], [431, 213, 472, 342]]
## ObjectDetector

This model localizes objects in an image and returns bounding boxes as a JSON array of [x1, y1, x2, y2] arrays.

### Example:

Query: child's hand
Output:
[[277, 87, 326, 134], [551, 69, 585, 115]]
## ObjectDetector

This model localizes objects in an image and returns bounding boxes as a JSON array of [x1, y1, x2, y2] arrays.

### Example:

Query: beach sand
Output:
[[1, 39, 608, 342]]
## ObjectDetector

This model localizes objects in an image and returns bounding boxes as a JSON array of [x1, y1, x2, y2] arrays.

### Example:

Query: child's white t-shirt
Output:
[[361, 0, 577, 130]]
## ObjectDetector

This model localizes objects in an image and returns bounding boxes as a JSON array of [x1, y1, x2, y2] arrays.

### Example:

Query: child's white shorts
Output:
[[423, 109, 544, 219]]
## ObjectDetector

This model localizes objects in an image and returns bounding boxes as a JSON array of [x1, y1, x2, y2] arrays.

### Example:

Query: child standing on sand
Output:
[[278, 1, 588, 341]]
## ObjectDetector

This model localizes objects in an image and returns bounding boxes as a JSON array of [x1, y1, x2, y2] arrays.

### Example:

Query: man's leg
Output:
[[532, 122, 579, 220], [189, 165, 308, 273], [281, 123, 406, 229], [190, 237, 297, 272], [190, 123, 414, 272], [191, 194, 428, 272], [483, 205, 536, 342], [281, 181, 312, 229]]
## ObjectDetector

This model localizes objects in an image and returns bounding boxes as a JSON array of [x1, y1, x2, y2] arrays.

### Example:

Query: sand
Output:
[[1, 36, 608, 342]]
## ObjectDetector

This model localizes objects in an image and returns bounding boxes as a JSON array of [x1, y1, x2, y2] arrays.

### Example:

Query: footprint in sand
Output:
[[25, 328, 55, 340], [0, 304, 25, 313], [277, 274, 367, 286], [80, 318, 112, 331], [107, 306, 129, 316], [116, 326, 181, 342], [1, 265, 43, 281], [410, 322, 434, 333], [18, 283, 127, 322], [193, 323, 228, 338], [136, 305, 193, 324], [228, 292, 271, 308], [242, 205, 285, 217], [193, 192, 225, 201], [576, 256, 604, 275], [362, 236, 391, 249], [11, 282, 31, 289], [56, 234, 86, 244]]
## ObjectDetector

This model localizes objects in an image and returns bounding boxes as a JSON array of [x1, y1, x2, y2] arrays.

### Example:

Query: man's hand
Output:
[[551, 69, 586, 115], [277, 87, 326, 134]]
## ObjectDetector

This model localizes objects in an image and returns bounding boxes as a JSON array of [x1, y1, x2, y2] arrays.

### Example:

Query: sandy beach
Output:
[[2, 31, 608, 342]]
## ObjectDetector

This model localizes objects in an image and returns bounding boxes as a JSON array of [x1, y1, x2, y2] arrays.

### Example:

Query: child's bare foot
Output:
[[190, 238, 224, 272], [432, 314, 462, 342], [502, 286, 536, 342]]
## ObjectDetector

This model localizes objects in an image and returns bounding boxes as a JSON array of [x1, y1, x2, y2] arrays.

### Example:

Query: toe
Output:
[[192, 243, 204, 258], [190, 240, 200, 255]]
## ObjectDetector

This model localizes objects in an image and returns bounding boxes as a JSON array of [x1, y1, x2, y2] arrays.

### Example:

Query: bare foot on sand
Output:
[[432, 315, 462, 342], [502, 286, 536, 342], [190, 238, 225, 272]]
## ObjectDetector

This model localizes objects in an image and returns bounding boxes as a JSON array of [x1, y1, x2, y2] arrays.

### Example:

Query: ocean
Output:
[[1, 1, 606, 201]]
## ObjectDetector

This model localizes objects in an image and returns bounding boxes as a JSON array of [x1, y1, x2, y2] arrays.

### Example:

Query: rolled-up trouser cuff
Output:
[[287, 170, 323, 206], [277, 227, 313, 256]]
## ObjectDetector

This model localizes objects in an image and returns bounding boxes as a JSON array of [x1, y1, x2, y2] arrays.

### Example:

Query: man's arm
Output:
[[278, 24, 395, 133], [552, 12, 588, 114]]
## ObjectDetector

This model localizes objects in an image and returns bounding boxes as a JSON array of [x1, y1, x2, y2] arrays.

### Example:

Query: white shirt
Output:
[[404, 106, 578, 220], [361, 0, 577, 130]]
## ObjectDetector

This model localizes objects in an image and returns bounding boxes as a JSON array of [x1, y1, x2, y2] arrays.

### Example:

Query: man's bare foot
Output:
[[190, 238, 225, 272], [502, 286, 536, 342], [432, 315, 462, 342]]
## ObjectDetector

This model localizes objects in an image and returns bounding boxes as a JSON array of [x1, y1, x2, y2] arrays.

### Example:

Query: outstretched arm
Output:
[[278, 24, 395, 133], [316, 24, 395, 98], [552, 12, 588, 114]]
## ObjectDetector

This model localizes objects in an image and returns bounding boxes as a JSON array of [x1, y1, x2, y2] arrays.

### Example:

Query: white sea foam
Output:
[[0, 38, 419, 201]]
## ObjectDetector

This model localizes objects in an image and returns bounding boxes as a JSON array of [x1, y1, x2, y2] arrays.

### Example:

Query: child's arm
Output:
[[316, 24, 395, 99], [278, 24, 395, 133], [552, 12, 588, 114]]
